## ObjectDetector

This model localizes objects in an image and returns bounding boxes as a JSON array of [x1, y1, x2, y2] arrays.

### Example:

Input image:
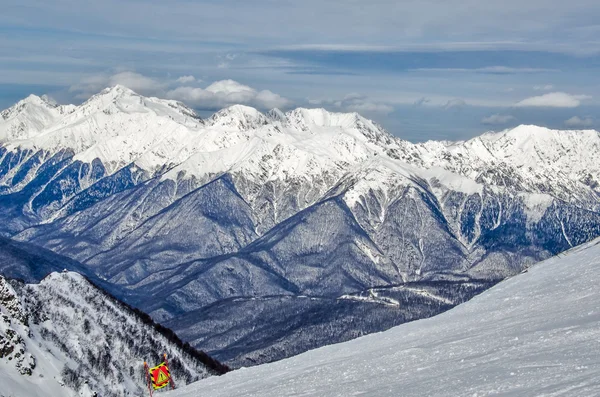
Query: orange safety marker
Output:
[[145, 354, 176, 394]]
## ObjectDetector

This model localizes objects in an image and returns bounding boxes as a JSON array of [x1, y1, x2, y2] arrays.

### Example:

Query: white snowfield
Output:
[[167, 238, 600, 397]]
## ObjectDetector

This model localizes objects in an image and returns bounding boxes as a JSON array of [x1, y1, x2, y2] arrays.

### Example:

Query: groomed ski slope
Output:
[[167, 238, 600, 397]]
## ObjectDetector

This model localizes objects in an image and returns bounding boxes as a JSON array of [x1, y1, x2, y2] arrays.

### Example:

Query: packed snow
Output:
[[166, 238, 600, 397]]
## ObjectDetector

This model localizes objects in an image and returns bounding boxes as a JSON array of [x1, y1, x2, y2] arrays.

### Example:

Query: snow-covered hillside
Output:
[[166, 238, 600, 397], [2, 85, 600, 366], [0, 271, 228, 397]]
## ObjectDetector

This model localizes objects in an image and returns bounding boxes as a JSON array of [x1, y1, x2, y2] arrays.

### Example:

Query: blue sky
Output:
[[1, 0, 600, 141]]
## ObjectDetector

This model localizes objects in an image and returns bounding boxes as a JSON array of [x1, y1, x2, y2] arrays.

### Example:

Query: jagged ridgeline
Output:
[[2, 86, 600, 367], [0, 271, 228, 397]]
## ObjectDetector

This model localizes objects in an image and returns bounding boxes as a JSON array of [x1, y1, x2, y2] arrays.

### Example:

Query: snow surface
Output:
[[167, 238, 600, 397], [0, 275, 82, 397], [0, 271, 222, 397]]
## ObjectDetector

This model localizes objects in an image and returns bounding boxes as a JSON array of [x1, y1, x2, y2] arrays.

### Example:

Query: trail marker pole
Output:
[[163, 353, 177, 390], [143, 361, 154, 397]]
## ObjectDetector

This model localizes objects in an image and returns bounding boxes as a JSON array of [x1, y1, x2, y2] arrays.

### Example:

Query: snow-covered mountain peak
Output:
[[412, 124, 600, 185], [266, 108, 287, 122], [19, 94, 54, 108], [478, 124, 600, 174], [0, 86, 206, 171], [74, 85, 201, 124], [208, 105, 269, 130], [285, 108, 395, 145], [96, 84, 137, 100], [73, 84, 139, 113], [79, 84, 150, 113], [476, 124, 600, 148], [0, 94, 74, 142], [1, 95, 49, 123], [286, 108, 357, 129], [41, 269, 85, 288]]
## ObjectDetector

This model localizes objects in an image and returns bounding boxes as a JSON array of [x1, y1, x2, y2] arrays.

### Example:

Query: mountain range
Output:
[[2, 85, 600, 366]]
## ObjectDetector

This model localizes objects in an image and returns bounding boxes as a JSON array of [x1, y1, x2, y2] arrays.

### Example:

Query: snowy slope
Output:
[[0, 271, 228, 397], [167, 238, 600, 397]]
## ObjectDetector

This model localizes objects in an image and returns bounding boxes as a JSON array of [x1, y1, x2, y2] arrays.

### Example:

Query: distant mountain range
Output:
[[2, 85, 600, 367]]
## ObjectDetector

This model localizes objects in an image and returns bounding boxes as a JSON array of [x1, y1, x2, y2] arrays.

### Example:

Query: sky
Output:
[[1, 0, 600, 142]]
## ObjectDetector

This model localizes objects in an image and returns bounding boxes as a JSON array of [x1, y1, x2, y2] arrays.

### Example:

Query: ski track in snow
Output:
[[167, 238, 600, 397]]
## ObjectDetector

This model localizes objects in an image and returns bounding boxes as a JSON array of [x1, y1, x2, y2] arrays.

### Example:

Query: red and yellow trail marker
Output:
[[149, 362, 171, 390], [144, 354, 176, 396]]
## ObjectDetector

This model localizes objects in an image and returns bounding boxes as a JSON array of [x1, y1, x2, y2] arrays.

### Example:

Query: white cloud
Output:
[[514, 92, 592, 108], [205, 80, 253, 95], [564, 116, 594, 128], [481, 114, 516, 125], [167, 79, 293, 110], [255, 90, 294, 109], [176, 75, 196, 84], [308, 93, 394, 115], [533, 84, 554, 91]]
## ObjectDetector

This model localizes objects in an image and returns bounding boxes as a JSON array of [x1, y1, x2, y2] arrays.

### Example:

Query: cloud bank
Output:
[[176, 75, 197, 84], [167, 79, 293, 110], [564, 116, 594, 128], [308, 93, 394, 114], [514, 92, 592, 108], [482, 114, 516, 125]]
